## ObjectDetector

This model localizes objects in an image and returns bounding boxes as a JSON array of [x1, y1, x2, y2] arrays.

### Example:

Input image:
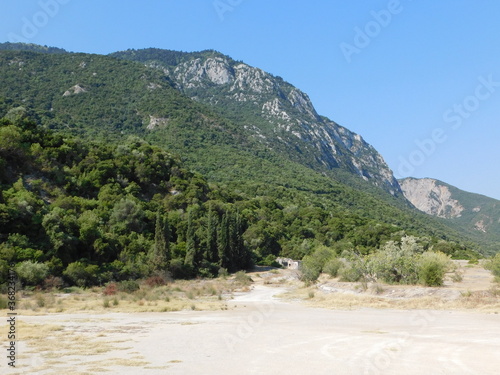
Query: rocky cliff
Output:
[[400, 178, 500, 248], [113, 49, 402, 196], [399, 178, 464, 218]]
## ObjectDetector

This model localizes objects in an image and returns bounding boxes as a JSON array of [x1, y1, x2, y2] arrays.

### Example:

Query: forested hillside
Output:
[[0, 44, 491, 288], [0, 112, 481, 287]]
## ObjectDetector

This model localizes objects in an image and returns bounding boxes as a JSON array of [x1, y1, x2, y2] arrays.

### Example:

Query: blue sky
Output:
[[2, 0, 500, 199]]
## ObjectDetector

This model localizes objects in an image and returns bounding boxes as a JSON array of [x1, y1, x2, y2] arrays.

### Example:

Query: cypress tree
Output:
[[184, 209, 197, 268], [217, 213, 229, 269], [206, 203, 218, 263], [150, 210, 170, 271]]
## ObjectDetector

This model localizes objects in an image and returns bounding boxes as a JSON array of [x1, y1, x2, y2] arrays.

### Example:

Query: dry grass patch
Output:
[[280, 282, 500, 312], [0, 320, 151, 374], [0, 276, 243, 315]]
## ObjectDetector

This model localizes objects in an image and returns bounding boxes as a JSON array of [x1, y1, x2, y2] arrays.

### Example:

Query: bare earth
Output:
[[2, 264, 500, 375]]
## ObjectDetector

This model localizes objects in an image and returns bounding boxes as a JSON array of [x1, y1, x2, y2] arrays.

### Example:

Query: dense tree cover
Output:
[[0, 115, 480, 288], [0, 115, 253, 287], [0, 45, 492, 292], [0, 48, 490, 255]]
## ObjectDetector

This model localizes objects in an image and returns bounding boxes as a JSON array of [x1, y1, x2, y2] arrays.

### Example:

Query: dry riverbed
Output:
[[1, 264, 500, 374]]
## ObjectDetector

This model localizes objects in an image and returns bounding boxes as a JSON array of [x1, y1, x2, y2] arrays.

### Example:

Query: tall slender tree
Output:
[[150, 210, 170, 272], [217, 213, 229, 269], [184, 208, 197, 268], [206, 203, 218, 263]]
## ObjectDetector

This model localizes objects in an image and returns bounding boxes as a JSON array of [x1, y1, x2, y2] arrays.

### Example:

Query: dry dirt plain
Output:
[[2, 263, 500, 375]]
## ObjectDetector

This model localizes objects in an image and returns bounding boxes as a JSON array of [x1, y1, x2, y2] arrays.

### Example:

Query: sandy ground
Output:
[[2, 265, 500, 374]]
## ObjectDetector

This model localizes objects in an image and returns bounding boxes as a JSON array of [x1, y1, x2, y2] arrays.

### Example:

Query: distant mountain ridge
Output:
[[400, 177, 500, 253], [0, 42, 68, 54]]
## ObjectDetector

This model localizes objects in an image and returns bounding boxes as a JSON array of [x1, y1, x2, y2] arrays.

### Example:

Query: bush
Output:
[[324, 258, 343, 278], [43, 276, 63, 290], [118, 280, 140, 293], [15, 261, 49, 286], [367, 241, 419, 284], [103, 282, 118, 296], [234, 271, 252, 286], [300, 245, 336, 282], [258, 255, 281, 268], [144, 275, 167, 287], [485, 253, 500, 282], [338, 262, 364, 282], [63, 261, 99, 287], [417, 252, 452, 286], [300, 255, 322, 282], [218, 268, 229, 279]]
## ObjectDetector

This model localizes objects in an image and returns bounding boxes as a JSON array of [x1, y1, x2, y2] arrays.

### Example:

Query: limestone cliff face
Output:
[[399, 177, 500, 241], [146, 52, 402, 196], [399, 178, 464, 218]]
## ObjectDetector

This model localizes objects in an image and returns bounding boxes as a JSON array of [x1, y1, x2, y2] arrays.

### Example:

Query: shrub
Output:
[[218, 267, 229, 279], [324, 258, 343, 278], [366, 241, 420, 284], [258, 255, 281, 268], [485, 253, 500, 282], [15, 261, 49, 286], [145, 275, 167, 287], [300, 245, 336, 282], [103, 282, 118, 296], [417, 251, 452, 286], [300, 255, 322, 282], [43, 276, 63, 290], [63, 261, 99, 287], [118, 280, 140, 293], [338, 263, 364, 282], [234, 271, 252, 286], [35, 294, 45, 307]]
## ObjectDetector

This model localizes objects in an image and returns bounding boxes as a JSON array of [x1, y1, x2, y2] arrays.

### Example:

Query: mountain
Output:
[[111, 48, 402, 197], [400, 177, 500, 254], [0, 42, 68, 54], [0, 44, 488, 259]]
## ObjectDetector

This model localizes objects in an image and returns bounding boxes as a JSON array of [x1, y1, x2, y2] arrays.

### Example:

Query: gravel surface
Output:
[[4, 283, 500, 375]]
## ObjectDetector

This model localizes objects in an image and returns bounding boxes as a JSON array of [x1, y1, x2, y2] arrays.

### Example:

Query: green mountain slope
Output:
[[0, 44, 488, 260], [111, 48, 403, 197], [0, 116, 480, 288]]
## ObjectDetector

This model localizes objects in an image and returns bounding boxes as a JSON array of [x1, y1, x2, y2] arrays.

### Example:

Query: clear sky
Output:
[[2, 0, 500, 199]]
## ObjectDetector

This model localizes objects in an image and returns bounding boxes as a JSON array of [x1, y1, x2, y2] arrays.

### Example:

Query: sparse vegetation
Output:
[[418, 252, 452, 286], [485, 253, 500, 282]]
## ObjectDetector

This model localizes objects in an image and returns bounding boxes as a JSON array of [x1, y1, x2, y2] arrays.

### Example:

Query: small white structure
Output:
[[276, 257, 302, 270]]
